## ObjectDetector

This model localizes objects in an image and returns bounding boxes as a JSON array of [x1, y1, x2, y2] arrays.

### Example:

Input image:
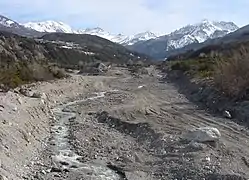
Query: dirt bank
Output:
[[165, 70, 249, 126]]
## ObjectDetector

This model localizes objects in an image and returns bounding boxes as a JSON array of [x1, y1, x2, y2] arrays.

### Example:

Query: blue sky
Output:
[[0, 0, 248, 35]]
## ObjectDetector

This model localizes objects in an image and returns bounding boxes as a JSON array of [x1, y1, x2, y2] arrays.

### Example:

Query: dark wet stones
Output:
[[50, 167, 62, 173], [60, 161, 70, 166], [70, 165, 78, 169]]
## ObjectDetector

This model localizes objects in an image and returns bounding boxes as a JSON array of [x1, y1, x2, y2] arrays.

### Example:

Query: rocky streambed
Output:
[[3, 69, 249, 180]]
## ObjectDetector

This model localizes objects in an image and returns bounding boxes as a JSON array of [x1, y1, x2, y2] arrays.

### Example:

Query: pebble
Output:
[[70, 165, 78, 169], [224, 110, 232, 119], [12, 107, 18, 111], [41, 170, 46, 175]]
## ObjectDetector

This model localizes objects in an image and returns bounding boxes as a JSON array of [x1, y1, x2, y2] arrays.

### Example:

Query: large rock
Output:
[[97, 63, 108, 72], [32, 92, 47, 99], [184, 127, 221, 143], [20, 88, 34, 97]]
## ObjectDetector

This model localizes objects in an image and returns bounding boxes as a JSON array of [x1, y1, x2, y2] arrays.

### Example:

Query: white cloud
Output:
[[0, 0, 248, 35]]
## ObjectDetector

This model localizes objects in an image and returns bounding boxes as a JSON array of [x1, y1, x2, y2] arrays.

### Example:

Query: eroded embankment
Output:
[[165, 70, 249, 126]]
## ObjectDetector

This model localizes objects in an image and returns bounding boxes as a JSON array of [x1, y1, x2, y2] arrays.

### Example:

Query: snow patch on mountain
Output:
[[168, 35, 197, 49], [0, 19, 14, 27], [0, 15, 18, 28]]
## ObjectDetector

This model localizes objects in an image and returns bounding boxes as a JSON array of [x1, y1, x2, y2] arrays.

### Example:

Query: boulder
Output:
[[20, 88, 33, 97], [97, 63, 108, 72], [184, 127, 221, 143], [32, 92, 47, 99]]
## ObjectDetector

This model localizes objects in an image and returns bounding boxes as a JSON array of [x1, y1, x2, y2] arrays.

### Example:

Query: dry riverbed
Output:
[[1, 68, 249, 179]]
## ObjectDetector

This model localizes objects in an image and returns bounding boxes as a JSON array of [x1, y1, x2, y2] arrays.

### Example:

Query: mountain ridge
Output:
[[23, 20, 158, 45], [0, 14, 241, 60], [0, 15, 42, 37], [128, 20, 239, 59]]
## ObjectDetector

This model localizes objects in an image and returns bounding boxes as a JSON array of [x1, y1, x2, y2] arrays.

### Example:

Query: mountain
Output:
[[128, 20, 239, 59], [23, 20, 157, 45], [120, 31, 157, 45], [0, 15, 42, 37], [23, 21, 75, 33], [76, 27, 128, 44], [166, 23, 249, 61], [77, 29, 157, 45]]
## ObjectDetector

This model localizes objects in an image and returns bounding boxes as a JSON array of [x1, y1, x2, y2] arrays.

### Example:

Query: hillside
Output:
[[167, 36, 249, 61], [163, 34, 249, 100], [41, 33, 150, 64], [0, 31, 67, 88], [0, 31, 149, 89]]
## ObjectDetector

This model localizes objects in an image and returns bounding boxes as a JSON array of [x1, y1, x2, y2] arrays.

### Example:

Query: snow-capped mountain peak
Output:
[[128, 19, 239, 60], [120, 31, 157, 45], [22, 20, 157, 45], [21, 19, 238, 49], [0, 15, 18, 28], [23, 20, 74, 33], [166, 20, 239, 49], [77, 27, 111, 37], [134, 31, 157, 40]]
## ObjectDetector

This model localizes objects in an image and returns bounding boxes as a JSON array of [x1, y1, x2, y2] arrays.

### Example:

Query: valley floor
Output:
[[1, 67, 249, 179]]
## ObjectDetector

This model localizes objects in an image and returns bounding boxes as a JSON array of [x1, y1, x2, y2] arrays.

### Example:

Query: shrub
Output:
[[49, 66, 67, 78], [0, 67, 25, 88], [171, 61, 191, 71], [169, 59, 215, 78], [0, 62, 67, 89], [214, 54, 249, 99]]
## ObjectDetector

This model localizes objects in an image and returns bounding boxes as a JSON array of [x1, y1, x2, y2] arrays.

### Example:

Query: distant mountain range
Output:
[[22, 19, 239, 57], [0, 14, 246, 60], [128, 20, 239, 59], [0, 15, 158, 46], [22, 21, 158, 45]]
